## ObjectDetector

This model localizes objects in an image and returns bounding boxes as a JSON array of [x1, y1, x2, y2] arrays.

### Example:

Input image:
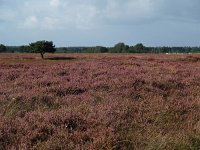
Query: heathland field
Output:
[[0, 53, 200, 150]]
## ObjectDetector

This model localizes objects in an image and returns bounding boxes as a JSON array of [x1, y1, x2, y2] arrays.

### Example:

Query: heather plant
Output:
[[0, 53, 200, 149]]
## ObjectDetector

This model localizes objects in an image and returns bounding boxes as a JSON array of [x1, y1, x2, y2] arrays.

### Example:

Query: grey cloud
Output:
[[101, 0, 200, 24], [1, 0, 200, 46], [157, 0, 200, 22], [7, 0, 200, 29]]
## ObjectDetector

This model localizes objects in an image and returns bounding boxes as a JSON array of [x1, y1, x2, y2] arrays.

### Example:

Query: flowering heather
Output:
[[0, 53, 200, 149]]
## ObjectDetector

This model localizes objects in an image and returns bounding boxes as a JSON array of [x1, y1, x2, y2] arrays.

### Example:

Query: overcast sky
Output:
[[0, 0, 200, 47]]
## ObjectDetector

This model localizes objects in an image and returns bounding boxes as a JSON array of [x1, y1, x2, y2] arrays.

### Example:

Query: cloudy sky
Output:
[[0, 0, 200, 47]]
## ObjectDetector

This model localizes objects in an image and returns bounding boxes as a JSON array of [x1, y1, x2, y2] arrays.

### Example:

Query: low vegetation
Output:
[[2, 42, 200, 53], [0, 53, 200, 149]]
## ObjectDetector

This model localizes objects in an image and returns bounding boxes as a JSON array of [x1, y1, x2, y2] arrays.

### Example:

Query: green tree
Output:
[[122, 45, 129, 53], [128, 46, 135, 53], [112, 42, 129, 53], [0, 44, 7, 53], [114, 42, 125, 53], [19, 45, 32, 53], [95, 46, 108, 53], [134, 43, 145, 53], [29, 40, 56, 59]]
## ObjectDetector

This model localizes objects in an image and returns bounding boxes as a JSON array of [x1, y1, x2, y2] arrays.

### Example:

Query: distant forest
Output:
[[1, 43, 200, 53]]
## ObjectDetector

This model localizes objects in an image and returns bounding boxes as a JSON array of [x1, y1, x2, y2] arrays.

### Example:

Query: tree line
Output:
[[1, 41, 200, 54]]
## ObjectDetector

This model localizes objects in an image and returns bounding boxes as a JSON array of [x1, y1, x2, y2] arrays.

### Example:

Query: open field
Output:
[[0, 53, 200, 150]]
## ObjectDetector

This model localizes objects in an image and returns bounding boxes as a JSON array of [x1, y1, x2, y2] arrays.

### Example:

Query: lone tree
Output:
[[29, 40, 56, 59]]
